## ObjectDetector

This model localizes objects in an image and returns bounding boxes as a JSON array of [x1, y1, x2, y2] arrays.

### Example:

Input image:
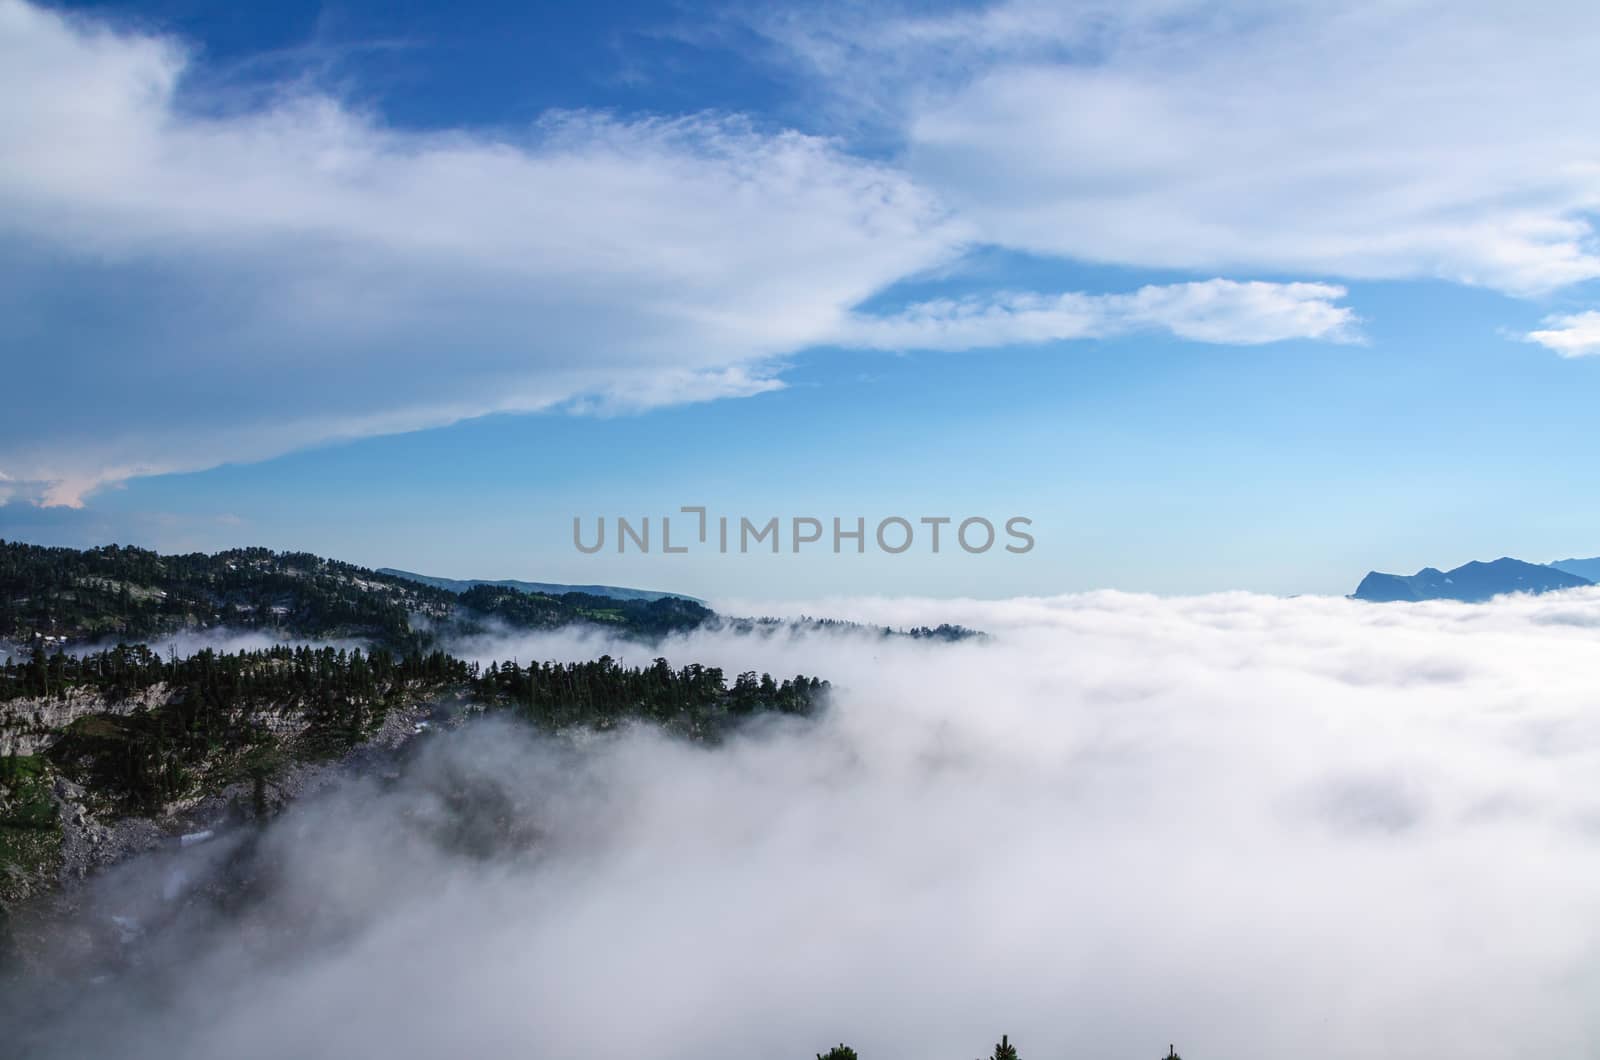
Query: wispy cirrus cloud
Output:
[[839, 280, 1357, 352], [750, 0, 1600, 297]]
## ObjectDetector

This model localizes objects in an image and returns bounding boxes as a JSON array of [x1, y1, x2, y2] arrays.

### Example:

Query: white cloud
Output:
[[839, 279, 1357, 351], [1526, 310, 1600, 359], [15, 588, 1600, 1056], [12, 0, 1559, 506], [0, 0, 961, 504], [756, 0, 1600, 296]]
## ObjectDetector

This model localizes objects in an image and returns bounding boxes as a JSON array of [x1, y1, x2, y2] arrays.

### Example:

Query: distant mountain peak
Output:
[[1352, 556, 1592, 603], [1549, 556, 1600, 582]]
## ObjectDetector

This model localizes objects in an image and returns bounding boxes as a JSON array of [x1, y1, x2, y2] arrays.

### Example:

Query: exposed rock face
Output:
[[4, 691, 448, 906], [52, 775, 166, 885], [0, 685, 174, 756]]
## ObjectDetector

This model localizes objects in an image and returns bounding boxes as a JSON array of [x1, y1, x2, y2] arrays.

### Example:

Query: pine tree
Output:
[[984, 1035, 1019, 1060]]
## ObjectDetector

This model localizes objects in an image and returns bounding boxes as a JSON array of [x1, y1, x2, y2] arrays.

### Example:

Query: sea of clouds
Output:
[[11, 588, 1600, 1058]]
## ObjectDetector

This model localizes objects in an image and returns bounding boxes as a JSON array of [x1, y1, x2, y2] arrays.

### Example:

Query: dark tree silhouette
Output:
[[982, 1034, 1019, 1060], [0, 539, 714, 651], [5, 640, 828, 812]]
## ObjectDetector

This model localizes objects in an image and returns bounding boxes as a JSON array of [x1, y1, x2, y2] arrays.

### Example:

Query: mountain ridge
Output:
[[1352, 556, 1594, 602], [376, 567, 702, 604], [0, 540, 712, 649], [1549, 556, 1600, 582]]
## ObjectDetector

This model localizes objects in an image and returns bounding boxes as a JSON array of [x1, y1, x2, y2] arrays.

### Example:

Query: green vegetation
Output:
[[1, 640, 457, 706], [0, 541, 824, 832], [27, 644, 467, 811], [2, 640, 827, 815], [0, 755, 62, 906], [0, 540, 716, 651], [476, 655, 826, 739], [457, 583, 711, 637], [0, 541, 454, 648], [0, 541, 837, 917], [0, 541, 983, 662], [987, 1035, 1019, 1060], [715, 615, 985, 642], [0, 756, 55, 829], [812, 1036, 1021, 1059]]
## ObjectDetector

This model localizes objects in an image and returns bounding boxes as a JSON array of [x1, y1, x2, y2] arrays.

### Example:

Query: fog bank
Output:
[[12, 588, 1600, 1058]]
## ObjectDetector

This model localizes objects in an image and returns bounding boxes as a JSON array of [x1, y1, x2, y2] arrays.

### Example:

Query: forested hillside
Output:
[[0, 540, 712, 648], [0, 640, 827, 911], [0, 541, 983, 653], [456, 583, 711, 638], [2, 643, 824, 810], [0, 539, 1003, 925]]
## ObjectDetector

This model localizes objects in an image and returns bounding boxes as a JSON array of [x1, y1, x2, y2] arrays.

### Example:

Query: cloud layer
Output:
[[839, 279, 1357, 351], [0, 1, 1388, 505], [6, 0, 1599, 504], [13, 588, 1600, 1058], [0, 0, 955, 503], [1526, 310, 1600, 358], [760, 0, 1600, 294]]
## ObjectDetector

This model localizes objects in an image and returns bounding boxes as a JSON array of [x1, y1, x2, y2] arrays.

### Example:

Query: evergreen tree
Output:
[[985, 1035, 1019, 1060]]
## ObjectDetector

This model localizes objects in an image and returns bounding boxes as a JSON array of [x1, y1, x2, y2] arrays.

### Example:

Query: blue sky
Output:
[[2, 0, 1599, 599]]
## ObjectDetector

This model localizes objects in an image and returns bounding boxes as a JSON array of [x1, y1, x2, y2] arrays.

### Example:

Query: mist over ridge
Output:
[[5, 0, 1600, 1053], [8, 585, 1600, 1058]]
